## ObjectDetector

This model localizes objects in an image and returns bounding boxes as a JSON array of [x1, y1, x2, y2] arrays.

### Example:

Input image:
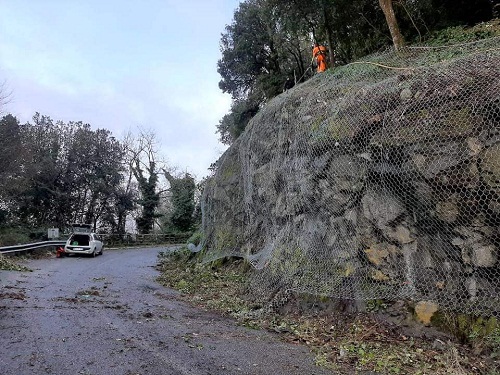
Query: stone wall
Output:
[[202, 44, 500, 314]]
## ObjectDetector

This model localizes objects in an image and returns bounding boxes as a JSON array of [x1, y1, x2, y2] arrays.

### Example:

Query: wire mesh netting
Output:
[[202, 37, 500, 315]]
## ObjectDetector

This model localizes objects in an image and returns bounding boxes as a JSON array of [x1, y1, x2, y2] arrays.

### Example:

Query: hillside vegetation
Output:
[[216, 0, 499, 144]]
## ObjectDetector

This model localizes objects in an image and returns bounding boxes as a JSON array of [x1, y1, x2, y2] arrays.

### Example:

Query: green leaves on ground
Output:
[[0, 254, 31, 272]]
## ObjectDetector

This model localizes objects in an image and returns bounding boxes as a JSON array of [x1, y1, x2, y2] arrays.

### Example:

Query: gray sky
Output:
[[0, 0, 241, 178]]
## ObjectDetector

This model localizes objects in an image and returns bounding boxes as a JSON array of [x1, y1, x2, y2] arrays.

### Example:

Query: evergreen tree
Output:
[[217, 0, 496, 144], [164, 172, 196, 232]]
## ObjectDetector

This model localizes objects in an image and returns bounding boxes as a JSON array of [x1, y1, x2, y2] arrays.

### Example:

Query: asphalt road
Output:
[[0, 248, 333, 375]]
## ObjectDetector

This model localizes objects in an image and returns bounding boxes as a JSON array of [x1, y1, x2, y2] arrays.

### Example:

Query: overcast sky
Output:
[[0, 0, 241, 179]]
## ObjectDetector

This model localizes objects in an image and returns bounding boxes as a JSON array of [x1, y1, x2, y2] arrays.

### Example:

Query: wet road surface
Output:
[[0, 248, 333, 375]]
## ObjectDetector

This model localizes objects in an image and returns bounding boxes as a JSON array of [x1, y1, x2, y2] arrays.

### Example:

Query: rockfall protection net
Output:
[[202, 37, 500, 315]]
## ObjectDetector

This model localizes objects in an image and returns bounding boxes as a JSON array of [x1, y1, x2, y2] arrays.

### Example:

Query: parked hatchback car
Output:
[[64, 224, 104, 257]]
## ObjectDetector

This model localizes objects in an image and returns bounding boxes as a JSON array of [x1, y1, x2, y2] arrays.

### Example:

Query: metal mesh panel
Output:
[[202, 38, 500, 315]]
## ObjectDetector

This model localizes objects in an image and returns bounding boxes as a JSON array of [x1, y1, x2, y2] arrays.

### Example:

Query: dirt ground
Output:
[[155, 253, 500, 374], [0, 248, 333, 375]]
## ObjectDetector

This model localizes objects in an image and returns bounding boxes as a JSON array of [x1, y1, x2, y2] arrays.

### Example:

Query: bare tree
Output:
[[124, 129, 167, 234], [0, 80, 12, 115]]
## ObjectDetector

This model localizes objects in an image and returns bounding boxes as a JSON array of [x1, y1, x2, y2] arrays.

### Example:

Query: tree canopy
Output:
[[0, 114, 197, 238], [216, 0, 496, 144]]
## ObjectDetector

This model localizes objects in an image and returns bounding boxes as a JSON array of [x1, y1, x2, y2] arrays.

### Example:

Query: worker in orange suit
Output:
[[312, 43, 328, 73]]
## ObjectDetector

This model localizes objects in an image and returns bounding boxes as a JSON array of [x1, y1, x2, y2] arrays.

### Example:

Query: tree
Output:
[[0, 80, 12, 116], [0, 114, 21, 180], [105, 186, 135, 234], [64, 125, 125, 230], [379, 0, 405, 50], [430, 0, 495, 27], [217, 99, 260, 144], [217, 0, 285, 103], [0, 113, 130, 232], [164, 172, 196, 232], [270, 0, 318, 75], [15, 113, 64, 226], [216, 0, 496, 144], [126, 131, 163, 234], [318, 0, 336, 65], [0, 114, 22, 226], [217, 0, 314, 143]]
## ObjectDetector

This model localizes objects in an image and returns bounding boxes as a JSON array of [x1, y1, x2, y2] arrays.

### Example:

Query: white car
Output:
[[64, 224, 104, 257]]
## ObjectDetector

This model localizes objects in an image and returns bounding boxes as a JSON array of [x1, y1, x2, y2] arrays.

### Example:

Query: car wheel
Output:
[[92, 249, 96, 257]]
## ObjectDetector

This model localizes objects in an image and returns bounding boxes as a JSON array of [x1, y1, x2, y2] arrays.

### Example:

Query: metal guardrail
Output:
[[100, 233, 191, 247], [0, 240, 66, 255], [0, 234, 191, 255]]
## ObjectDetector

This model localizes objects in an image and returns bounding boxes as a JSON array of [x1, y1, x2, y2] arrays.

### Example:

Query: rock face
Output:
[[415, 301, 439, 325], [202, 44, 500, 314]]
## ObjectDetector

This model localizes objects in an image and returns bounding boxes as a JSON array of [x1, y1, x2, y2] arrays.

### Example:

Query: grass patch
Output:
[[424, 19, 500, 46], [156, 249, 252, 317]]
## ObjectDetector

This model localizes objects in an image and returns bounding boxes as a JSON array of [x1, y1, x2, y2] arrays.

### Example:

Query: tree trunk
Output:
[[379, 0, 405, 51], [321, 0, 336, 67], [325, 29, 335, 68]]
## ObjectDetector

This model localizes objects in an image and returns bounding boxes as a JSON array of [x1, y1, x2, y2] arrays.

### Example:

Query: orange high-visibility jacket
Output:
[[312, 45, 327, 72], [312, 45, 327, 58]]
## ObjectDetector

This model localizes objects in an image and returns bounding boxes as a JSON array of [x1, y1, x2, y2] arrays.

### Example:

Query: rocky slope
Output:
[[202, 40, 500, 315]]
